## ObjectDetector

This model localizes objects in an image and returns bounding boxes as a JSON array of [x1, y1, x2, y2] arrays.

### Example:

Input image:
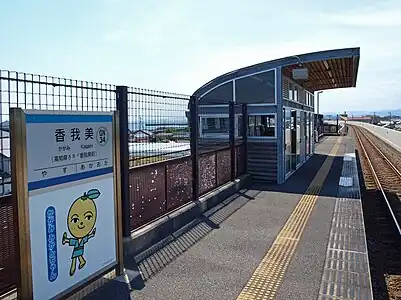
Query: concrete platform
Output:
[[83, 136, 373, 300]]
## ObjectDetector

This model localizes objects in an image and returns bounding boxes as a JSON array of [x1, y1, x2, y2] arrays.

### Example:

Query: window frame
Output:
[[247, 112, 277, 139], [199, 113, 243, 138], [283, 76, 314, 108], [198, 68, 277, 106], [234, 69, 277, 105]]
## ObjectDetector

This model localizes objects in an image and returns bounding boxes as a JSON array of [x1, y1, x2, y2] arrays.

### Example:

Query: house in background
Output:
[[346, 116, 372, 123], [0, 129, 11, 195], [129, 129, 155, 143], [0, 130, 10, 175]]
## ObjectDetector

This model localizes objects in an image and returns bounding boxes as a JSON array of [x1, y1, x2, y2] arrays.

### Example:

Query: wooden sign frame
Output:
[[10, 108, 123, 300]]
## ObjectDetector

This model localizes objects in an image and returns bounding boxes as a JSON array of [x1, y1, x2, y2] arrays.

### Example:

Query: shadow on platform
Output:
[[83, 149, 343, 298], [251, 153, 343, 198], [123, 188, 261, 292], [81, 276, 133, 300]]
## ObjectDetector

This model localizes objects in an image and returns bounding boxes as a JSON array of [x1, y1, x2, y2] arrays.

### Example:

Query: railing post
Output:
[[190, 96, 199, 201], [336, 114, 339, 134], [229, 101, 236, 181], [242, 104, 248, 174], [116, 86, 131, 237]]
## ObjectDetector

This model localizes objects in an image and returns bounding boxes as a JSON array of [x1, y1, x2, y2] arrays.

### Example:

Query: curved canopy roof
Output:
[[192, 47, 360, 98]]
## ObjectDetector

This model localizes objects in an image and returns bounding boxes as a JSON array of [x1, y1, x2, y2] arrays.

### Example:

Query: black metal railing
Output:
[[128, 144, 245, 229], [0, 69, 249, 296]]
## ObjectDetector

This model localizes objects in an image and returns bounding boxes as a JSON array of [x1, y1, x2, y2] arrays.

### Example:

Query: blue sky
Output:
[[0, 0, 400, 114]]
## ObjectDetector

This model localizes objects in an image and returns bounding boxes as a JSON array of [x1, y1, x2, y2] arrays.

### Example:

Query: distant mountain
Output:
[[128, 116, 188, 131], [323, 108, 401, 118]]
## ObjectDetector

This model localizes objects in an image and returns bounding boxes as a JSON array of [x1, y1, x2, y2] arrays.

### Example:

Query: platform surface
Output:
[[83, 136, 373, 300]]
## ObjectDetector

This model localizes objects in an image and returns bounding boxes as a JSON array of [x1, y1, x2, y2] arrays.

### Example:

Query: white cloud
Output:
[[36, 0, 401, 114], [163, 24, 400, 113]]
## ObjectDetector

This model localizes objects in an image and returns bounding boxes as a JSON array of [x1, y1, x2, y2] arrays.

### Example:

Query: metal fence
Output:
[[127, 95, 248, 229], [127, 88, 190, 167], [322, 123, 340, 135], [128, 143, 246, 229], [0, 70, 117, 195], [0, 70, 249, 295], [0, 194, 16, 295], [0, 70, 117, 295]]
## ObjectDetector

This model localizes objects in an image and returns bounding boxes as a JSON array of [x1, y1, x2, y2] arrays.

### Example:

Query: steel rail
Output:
[[353, 125, 401, 236]]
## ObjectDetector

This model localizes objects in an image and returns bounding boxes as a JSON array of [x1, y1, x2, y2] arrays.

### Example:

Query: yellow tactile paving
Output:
[[236, 138, 342, 300]]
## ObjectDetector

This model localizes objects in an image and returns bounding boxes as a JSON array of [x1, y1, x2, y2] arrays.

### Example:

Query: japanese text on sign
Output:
[[55, 127, 95, 143], [26, 113, 113, 186]]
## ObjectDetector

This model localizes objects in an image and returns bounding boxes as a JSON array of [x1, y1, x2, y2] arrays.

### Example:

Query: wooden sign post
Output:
[[10, 109, 123, 300]]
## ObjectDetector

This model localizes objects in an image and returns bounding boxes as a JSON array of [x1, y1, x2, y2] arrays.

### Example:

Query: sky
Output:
[[0, 0, 400, 114]]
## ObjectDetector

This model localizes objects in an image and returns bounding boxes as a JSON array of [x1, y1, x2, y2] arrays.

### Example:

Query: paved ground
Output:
[[83, 136, 366, 300], [275, 137, 346, 300]]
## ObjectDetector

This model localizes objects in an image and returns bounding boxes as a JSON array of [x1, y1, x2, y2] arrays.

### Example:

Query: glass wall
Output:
[[296, 110, 301, 165], [310, 113, 314, 153], [199, 81, 233, 104], [236, 70, 276, 104], [306, 112, 310, 155], [284, 109, 291, 175], [248, 114, 276, 137], [199, 115, 242, 137], [202, 117, 229, 135], [300, 111, 305, 163]]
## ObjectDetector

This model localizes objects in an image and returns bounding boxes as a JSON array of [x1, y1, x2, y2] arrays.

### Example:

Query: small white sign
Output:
[[339, 176, 353, 187], [23, 111, 117, 300], [343, 153, 356, 161], [26, 112, 113, 190], [292, 68, 309, 80]]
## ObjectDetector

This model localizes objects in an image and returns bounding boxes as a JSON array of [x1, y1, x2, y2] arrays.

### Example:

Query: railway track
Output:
[[351, 125, 401, 300]]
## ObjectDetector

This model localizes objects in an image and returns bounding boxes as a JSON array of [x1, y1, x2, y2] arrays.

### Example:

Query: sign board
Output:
[[10, 109, 122, 300], [292, 68, 309, 80]]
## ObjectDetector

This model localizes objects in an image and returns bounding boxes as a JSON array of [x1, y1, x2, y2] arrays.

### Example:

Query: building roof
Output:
[[193, 47, 360, 98], [131, 129, 154, 137]]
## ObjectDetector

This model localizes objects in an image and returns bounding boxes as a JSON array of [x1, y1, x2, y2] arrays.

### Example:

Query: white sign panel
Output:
[[292, 68, 309, 80], [24, 111, 116, 300]]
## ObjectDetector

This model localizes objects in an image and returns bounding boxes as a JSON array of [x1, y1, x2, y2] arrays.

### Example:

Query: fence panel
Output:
[[129, 164, 167, 229], [166, 156, 192, 210], [0, 70, 250, 271], [0, 195, 17, 295], [216, 148, 231, 186], [0, 71, 117, 296], [0, 70, 116, 196], [198, 152, 217, 195], [127, 88, 190, 167]]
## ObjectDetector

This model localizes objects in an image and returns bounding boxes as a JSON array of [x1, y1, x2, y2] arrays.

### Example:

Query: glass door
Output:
[[300, 111, 306, 163], [296, 110, 301, 166], [306, 112, 310, 156], [291, 110, 297, 170], [284, 108, 292, 175]]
